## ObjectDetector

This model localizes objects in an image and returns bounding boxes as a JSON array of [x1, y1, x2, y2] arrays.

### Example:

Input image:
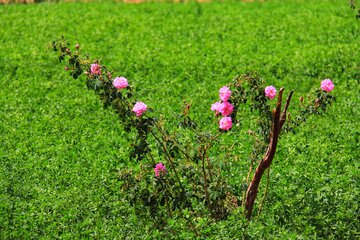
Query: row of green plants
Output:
[[52, 36, 335, 230]]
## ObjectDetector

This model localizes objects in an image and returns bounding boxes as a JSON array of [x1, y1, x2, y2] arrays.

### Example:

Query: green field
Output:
[[1, 1, 359, 238]]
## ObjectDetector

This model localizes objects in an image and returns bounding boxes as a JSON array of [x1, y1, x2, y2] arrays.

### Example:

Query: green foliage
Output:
[[0, 1, 359, 239]]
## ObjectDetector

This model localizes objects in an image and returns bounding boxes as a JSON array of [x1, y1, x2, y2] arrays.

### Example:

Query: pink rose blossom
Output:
[[265, 86, 277, 99], [113, 77, 129, 89], [90, 63, 101, 75], [321, 79, 334, 92], [154, 163, 167, 177], [219, 102, 234, 117], [219, 86, 231, 102], [211, 102, 222, 115], [133, 101, 147, 117], [219, 117, 232, 131]]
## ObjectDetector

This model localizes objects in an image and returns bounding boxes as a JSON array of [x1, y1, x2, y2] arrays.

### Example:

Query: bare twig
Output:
[[245, 88, 294, 220]]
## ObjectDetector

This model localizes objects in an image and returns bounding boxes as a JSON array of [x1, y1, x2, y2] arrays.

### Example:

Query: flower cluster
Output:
[[211, 86, 233, 131], [154, 163, 167, 178]]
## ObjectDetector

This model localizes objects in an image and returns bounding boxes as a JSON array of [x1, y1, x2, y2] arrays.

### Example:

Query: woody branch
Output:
[[244, 88, 294, 220]]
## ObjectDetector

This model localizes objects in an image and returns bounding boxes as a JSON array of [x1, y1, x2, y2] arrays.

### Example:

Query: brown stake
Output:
[[244, 88, 294, 220]]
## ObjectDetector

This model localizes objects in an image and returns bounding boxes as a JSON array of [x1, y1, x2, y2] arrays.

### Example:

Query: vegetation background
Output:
[[1, 0, 359, 238]]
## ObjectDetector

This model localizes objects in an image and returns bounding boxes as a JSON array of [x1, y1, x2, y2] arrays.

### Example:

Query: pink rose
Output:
[[219, 86, 231, 102], [90, 64, 101, 75], [219, 102, 234, 117], [211, 102, 222, 115], [133, 101, 147, 117], [219, 117, 232, 131], [154, 163, 167, 177], [265, 86, 277, 99], [321, 79, 334, 92], [113, 77, 129, 89]]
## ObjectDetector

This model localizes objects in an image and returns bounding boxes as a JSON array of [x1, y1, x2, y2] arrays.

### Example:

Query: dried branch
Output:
[[245, 88, 294, 220]]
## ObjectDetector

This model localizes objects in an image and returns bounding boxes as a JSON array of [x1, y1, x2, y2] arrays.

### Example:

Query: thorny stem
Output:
[[155, 121, 193, 163], [147, 151, 157, 165], [172, 137, 193, 163], [203, 132, 223, 180], [200, 132, 223, 205], [201, 146, 210, 206], [150, 130, 185, 194], [204, 132, 223, 152], [157, 179, 173, 218], [205, 154, 212, 182], [151, 122, 199, 212]]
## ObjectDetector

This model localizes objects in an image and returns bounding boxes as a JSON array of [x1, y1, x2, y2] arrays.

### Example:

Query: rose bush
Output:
[[52, 37, 336, 228]]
